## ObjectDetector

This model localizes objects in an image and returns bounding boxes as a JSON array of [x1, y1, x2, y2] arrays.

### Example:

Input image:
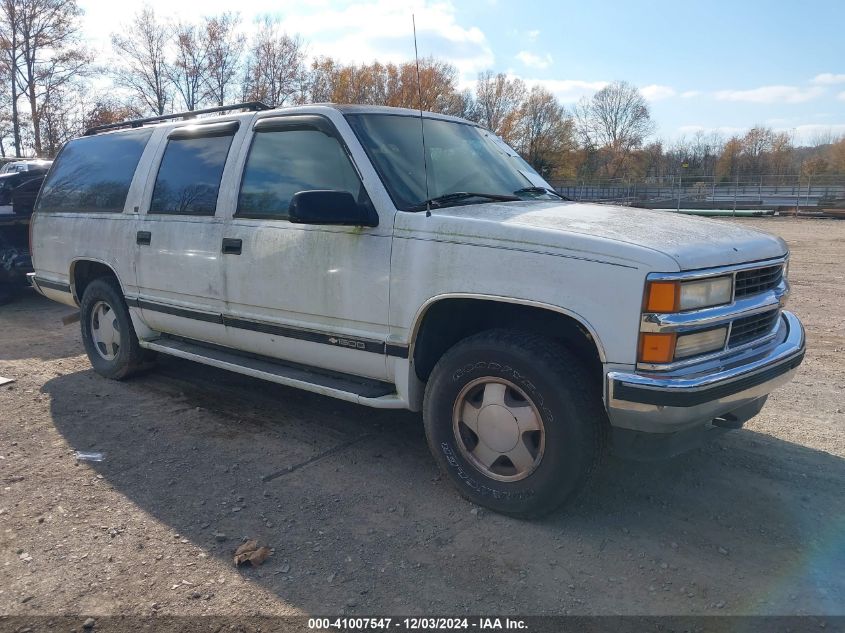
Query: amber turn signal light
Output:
[[644, 281, 680, 313], [639, 332, 676, 364]]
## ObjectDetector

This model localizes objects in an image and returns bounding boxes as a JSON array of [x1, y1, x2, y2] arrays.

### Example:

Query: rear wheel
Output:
[[80, 277, 149, 379], [423, 329, 608, 518]]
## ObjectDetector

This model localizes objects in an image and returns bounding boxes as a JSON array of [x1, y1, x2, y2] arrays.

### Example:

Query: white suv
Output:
[[29, 102, 805, 517]]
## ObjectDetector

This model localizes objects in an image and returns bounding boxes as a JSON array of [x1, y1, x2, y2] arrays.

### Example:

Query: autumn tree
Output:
[[828, 136, 845, 174], [203, 13, 244, 106], [512, 85, 574, 178], [716, 136, 742, 181], [303, 56, 464, 116], [111, 8, 172, 115], [82, 97, 142, 131]]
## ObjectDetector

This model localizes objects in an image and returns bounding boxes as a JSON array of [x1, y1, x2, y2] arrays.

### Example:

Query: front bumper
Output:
[[606, 310, 805, 436]]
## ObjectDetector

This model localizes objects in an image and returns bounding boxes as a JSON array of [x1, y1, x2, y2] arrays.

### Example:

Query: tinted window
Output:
[[237, 128, 363, 219], [150, 134, 234, 215], [37, 130, 153, 213]]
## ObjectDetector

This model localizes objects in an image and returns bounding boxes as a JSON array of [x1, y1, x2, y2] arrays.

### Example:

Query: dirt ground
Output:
[[1, 217, 843, 619]]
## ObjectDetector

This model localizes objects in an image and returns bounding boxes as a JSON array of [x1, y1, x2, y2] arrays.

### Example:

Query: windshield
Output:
[[345, 113, 558, 211]]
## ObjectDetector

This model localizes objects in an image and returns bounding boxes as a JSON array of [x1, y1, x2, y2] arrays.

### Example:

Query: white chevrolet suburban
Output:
[[29, 102, 806, 517]]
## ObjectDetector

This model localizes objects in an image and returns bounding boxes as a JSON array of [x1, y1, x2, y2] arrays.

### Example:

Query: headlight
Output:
[[644, 276, 733, 313]]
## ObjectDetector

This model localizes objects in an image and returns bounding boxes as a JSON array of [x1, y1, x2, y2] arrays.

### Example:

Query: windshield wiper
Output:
[[513, 186, 571, 201], [409, 191, 520, 212]]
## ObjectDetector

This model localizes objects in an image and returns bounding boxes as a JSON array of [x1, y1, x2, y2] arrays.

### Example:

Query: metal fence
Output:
[[550, 175, 845, 210]]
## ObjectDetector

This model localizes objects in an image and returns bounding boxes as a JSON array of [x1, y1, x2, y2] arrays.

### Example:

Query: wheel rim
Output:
[[90, 300, 120, 361], [452, 377, 545, 482]]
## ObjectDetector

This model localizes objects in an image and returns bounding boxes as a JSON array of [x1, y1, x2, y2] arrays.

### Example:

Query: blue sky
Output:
[[79, 0, 845, 144]]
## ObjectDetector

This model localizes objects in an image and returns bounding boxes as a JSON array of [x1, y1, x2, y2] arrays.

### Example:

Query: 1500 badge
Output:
[[328, 337, 367, 350]]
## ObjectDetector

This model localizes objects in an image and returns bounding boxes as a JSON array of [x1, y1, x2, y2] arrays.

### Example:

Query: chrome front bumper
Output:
[[606, 310, 805, 433]]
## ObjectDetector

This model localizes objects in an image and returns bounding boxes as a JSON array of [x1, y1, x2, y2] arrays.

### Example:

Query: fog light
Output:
[[639, 333, 676, 363], [674, 327, 728, 359]]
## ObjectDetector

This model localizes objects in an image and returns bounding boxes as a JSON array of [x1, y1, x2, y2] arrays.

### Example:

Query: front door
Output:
[[219, 115, 391, 381]]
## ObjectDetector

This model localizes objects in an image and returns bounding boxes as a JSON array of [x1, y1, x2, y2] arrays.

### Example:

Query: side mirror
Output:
[[288, 190, 375, 226]]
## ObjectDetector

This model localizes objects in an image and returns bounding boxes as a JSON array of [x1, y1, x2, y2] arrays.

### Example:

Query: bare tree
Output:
[[111, 8, 172, 115], [575, 80, 653, 149], [475, 70, 525, 142], [574, 80, 654, 177], [2, 0, 88, 156], [203, 13, 244, 106], [169, 21, 208, 111], [0, 0, 23, 154], [241, 17, 305, 107]]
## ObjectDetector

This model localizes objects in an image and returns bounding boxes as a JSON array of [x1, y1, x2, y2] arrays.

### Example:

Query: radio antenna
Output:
[[412, 14, 432, 217]]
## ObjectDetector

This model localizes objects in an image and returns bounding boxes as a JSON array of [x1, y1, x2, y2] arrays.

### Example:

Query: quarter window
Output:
[[150, 133, 234, 216], [36, 129, 153, 213], [237, 128, 364, 220]]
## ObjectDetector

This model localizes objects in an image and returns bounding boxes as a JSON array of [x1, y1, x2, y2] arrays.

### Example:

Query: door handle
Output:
[[136, 231, 151, 246], [222, 238, 242, 255]]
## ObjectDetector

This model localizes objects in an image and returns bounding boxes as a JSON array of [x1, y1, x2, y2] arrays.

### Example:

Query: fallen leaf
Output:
[[233, 539, 272, 567]]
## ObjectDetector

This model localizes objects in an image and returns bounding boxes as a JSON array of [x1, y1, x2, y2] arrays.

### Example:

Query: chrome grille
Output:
[[728, 309, 780, 347], [735, 264, 783, 298]]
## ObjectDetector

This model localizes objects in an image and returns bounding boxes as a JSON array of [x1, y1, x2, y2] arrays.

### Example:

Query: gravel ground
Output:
[[0, 217, 843, 619]]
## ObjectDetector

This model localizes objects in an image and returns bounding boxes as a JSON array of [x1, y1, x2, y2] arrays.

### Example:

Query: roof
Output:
[[83, 101, 478, 136]]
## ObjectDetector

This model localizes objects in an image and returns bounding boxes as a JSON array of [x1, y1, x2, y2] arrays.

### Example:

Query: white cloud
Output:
[[524, 78, 608, 103], [714, 85, 825, 104], [516, 50, 553, 69], [811, 73, 845, 85], [680, 90, 700, 99], [526, 29, 540, 42], [640, 84, 676, 101], [838, 91, 845, 102]]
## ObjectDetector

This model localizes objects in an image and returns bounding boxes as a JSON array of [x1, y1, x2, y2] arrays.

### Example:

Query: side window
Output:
[[237, 127, 363, 220], [150, 133, 234, 216], [36, 129, 153, 213]]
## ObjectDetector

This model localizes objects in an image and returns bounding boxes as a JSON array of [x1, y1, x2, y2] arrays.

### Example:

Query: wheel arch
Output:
[[407, 293, 607, 387], [69, 257, 124, 304]]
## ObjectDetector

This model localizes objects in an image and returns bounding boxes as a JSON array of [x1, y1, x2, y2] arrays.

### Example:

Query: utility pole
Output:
[[677, 160, 688, 212]]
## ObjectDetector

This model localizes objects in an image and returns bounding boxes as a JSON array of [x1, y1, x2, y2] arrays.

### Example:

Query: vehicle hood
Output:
[[422, 201, 787, 270]]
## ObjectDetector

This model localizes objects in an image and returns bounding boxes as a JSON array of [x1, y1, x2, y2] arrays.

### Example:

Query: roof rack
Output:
[[83, 101, 272, 136]]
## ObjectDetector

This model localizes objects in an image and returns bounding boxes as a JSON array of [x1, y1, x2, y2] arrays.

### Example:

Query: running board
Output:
[[139, 337, 406, 409]]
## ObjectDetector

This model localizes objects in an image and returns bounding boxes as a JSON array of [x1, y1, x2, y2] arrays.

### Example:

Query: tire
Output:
[[423, 329, 608, 518], [80, 276, 149, 380]]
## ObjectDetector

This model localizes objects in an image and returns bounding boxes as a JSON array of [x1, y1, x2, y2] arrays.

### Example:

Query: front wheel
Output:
[[423, 329, 608, 518], [80, 276, 150, 380]]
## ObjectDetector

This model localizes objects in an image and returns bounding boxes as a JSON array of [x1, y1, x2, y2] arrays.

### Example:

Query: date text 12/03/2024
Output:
[[307, 617, 528, 630]]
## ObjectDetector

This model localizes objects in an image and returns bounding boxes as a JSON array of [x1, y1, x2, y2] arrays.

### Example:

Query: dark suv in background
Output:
[[0, 160, 51, 303]]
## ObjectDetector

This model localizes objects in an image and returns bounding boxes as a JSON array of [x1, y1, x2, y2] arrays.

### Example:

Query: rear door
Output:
[[134, 120, 243, 346]]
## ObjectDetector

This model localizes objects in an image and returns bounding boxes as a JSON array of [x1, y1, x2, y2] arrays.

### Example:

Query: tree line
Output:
[[2, 0, 844, 182]]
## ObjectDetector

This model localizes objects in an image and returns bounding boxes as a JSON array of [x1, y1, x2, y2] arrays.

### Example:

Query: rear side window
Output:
[[237, 128, 363, 220], [150, 133, 234, 216], [37, 129, 153, 213]]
